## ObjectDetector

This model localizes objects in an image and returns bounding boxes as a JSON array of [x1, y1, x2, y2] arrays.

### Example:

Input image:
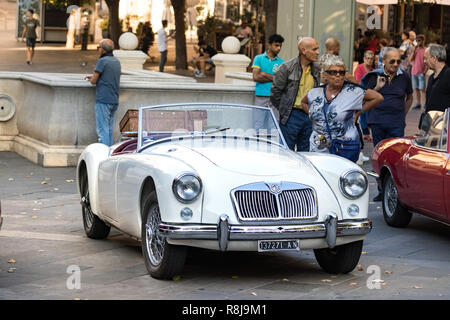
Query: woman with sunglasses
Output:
[[300, 55, 383, 158]]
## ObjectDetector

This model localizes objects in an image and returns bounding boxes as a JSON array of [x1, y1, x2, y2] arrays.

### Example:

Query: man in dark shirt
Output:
[[361, 47, 413, 201], [424, 44, 450, 112], [86, 39, 121, 146], [189, 40, 217, 78], [21, 9, 40, 65]]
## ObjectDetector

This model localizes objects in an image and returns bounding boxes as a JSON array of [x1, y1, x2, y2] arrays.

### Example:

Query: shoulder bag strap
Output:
[[321, 85, 333, 140]]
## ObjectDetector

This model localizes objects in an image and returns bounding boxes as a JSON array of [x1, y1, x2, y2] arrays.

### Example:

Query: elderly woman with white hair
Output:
[[301, 55, 383, 162]]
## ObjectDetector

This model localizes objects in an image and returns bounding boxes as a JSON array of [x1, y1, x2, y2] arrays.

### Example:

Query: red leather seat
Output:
[[111, 138, 138, 156]]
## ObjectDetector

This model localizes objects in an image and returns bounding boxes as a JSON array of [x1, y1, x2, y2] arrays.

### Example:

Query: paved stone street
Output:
[[1, 108, 449, 300]]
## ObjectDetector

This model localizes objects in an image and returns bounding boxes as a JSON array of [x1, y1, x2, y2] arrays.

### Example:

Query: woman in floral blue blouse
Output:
[[301, 55, 383, 155]]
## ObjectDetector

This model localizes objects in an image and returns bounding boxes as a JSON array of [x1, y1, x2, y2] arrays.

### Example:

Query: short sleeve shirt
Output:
[[412, 48, 425, 75], [425, 65, 450, 112], [399, 40, 414, 71], [25, 18, 40, 39], [294, 65, 315, 109], [307, 83, 366, 153], [363, 69, 413, 127], [252, 52, 284, 97], [94, 55, 121, 105]]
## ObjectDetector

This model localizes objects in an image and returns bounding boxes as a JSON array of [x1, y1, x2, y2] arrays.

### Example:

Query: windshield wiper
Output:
[[203, 127, 231, 135]]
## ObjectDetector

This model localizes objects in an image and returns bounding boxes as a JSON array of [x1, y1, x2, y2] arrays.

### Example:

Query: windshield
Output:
[[138, 104, 285, 150], [415, 110, 448, 151]]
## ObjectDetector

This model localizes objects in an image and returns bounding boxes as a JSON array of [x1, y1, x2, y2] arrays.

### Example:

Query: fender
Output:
[[76, 143, 110, 218]]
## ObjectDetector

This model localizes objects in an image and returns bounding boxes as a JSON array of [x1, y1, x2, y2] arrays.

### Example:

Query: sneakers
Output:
[[193, 69, 201, 76], [357, 152, 370, 165], [195, 72, 206, 78]]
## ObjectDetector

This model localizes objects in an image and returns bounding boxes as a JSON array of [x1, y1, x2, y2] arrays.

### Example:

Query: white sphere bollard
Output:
[[221, 36, 241, 54], [118, 32, 139, 50]]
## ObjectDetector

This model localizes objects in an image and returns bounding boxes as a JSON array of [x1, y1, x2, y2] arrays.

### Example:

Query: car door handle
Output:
[[446, 170, 450, 176]]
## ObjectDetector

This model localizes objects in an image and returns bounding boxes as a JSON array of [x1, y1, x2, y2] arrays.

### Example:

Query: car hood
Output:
[[147, 138, 316, 176]]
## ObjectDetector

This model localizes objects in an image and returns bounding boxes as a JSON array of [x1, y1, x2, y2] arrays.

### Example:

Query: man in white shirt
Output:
[[157, 20, 174, 72]]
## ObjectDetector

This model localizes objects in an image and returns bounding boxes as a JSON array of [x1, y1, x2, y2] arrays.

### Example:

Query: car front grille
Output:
[[232, 182, 318, 221]]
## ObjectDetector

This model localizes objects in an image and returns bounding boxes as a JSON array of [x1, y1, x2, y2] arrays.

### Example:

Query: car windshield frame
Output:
[[413, 109, 449, 153], [137, 103, 288, 152]]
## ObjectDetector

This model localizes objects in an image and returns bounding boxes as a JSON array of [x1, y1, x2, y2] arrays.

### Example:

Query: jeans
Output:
[[95, 102, 118, 146], [359, 112, 370, 135], [253, 96, 278, 132], [370, 124, 404, 147], [159, 50, 168, 72], [280, 109, 312, 151]]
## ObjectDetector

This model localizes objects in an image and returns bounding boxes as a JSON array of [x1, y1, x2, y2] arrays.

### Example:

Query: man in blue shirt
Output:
[[86, 39, 121, 146], [252, 34, 284, 131], [361, 47, 413, 201]]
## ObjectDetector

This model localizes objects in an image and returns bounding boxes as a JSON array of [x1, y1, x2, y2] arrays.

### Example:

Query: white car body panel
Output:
[[77, 104, 371, 255], [79, 138, 368, 241]]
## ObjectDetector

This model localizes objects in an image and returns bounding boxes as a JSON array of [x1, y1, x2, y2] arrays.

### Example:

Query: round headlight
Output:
[[339, 170, 368, 199], [172, 173, 202, 203]]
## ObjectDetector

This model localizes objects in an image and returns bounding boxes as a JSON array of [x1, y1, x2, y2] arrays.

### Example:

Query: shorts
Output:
[[26, 38, 36, 48], [412, 73, 425, 90]]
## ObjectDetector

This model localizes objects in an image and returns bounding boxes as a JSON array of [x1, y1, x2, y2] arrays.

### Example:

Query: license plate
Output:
[[258, 240, 300, 252]]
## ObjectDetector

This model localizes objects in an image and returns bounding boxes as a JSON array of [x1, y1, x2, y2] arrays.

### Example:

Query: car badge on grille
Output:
[[268, 183, 281, 194]]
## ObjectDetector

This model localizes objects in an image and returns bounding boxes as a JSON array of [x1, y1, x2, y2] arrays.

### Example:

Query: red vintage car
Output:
[[371, 109, 450, 227]]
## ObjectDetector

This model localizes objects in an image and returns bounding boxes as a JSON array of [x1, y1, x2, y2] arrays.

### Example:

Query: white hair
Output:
[[321, 54, 345, 72]]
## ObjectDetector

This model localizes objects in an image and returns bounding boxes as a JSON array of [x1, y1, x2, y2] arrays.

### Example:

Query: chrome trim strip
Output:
[[159, 219, 372, 241], [366, 171, 380, 179]]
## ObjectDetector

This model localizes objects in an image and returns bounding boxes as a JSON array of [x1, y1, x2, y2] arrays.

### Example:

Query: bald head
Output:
[[298, 37, 320, 63], [325, 38, 340, 55], [100, 39, 114, 52]]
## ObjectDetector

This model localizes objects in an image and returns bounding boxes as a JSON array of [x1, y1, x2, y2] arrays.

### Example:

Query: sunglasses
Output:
[[388, 59, 402, 65], [326, 70, 346, 76]]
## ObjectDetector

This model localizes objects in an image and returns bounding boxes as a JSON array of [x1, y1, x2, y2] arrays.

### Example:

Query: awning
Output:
[[356, 0, 450, 5]]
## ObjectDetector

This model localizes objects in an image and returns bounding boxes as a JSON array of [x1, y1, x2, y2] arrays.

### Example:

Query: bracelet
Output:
[[361, 108, 365, 114]]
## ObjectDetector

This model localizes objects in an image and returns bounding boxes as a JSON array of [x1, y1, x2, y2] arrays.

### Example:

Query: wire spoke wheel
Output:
[[384, 177, 398, 218], [145, 204, 165, 266], [82, 190, 94, 229]]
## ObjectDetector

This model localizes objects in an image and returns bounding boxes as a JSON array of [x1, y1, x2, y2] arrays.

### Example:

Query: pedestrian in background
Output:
[[399, 31, 414, 74], [319, 37, 358, 84], [423, 44, 450, 113], [270, 37, 321, 151], [410, 35, 427, 110], [86, 39, 122, 147], [301, 55, 383, 162], [189, 40, 217, 78], [140, 22, 154, 58], [361, 47, 413, 201], [354, 50, 375, 148], [377, 38, 388, 69], [252, 34, 285, 130], [21, 9, 40, 65], [157, 20, 175, 72]]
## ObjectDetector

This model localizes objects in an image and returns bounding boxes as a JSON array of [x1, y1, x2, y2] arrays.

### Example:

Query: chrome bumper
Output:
[[159, 214, 372, 251]]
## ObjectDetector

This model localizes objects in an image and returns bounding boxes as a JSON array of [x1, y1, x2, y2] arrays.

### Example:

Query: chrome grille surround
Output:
[[231, 182, 318, 222]]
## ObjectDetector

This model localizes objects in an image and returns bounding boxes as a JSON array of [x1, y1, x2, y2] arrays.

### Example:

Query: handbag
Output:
[[322, 88, 361, 163]]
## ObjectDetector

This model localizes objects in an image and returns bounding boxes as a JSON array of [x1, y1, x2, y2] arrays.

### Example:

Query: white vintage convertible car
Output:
[[77, 103, 372, 279]]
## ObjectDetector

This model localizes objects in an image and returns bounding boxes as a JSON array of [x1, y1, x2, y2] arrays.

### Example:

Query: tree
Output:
[[105, 0, 121, 48], [170, 0, 188, 69], [264, 0, 277, 46]]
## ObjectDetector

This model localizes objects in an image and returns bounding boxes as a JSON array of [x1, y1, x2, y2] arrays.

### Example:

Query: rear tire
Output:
[[80, 171, 110, 239], [314, 240, 363, 274], [382, 173, 412, 228], [141, 192, 187, 280]]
